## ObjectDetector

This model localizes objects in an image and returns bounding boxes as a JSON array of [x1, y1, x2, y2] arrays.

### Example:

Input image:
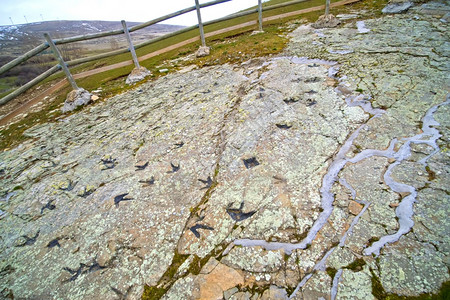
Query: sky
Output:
[[0, 0, 267, 26]]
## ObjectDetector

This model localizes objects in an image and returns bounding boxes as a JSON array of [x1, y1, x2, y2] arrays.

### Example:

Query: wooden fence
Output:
[[0, 0, 321, 106]]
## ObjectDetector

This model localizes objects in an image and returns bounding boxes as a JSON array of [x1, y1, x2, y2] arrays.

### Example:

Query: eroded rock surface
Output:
[[0, 2, 449, 299]]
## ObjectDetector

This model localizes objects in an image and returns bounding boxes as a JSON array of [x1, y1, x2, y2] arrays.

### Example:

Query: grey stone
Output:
[[62, 88, 92, 112], [382, 1, 414, 14], [196, 46, 210, 57], [251, 30, 265, 35], [125, 66, 151, 85]]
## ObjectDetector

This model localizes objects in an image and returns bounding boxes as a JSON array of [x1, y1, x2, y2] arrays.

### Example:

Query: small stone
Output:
[[312, 14, 341, 29], [399, 192, 410, 198], [179, 65, 197, 73], [389, 203, 400, 208], [251, 30, 264, 35], [196, 46, 211, 57], [97, 250, 112, 266], [62, 88, 93, 112], [91, 95, 99, 101], [159, 69, 169, 73], [348, 201, 363, 215], [336, 85, 353, 96], [441, 12, 450, 23], [126, 66, 152, 85]]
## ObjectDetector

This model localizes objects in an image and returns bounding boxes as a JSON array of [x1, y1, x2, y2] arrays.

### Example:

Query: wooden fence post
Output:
[[43, 33, 79, 91], [121, 20, 141, 69], [195, 0, 206, 47], [258, 0, 263, 31], [325, 0, 330, 15]]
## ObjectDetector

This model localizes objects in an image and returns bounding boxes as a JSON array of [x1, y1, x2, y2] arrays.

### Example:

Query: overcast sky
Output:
[[0, 0, 267, 26]]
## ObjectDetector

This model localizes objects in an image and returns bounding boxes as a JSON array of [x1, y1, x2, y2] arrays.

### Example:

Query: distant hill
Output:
[[0, 20, 185, 56]]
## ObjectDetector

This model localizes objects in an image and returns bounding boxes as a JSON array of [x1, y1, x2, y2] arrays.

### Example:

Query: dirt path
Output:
[[0, 0, 359, 127]]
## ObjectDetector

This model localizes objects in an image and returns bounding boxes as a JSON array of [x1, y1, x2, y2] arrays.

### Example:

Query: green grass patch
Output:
[[0, 86, 69, 151], [425, 166, 436, 181], [326, 267, 338, 279], [0, 77, 18, 92], [142, 250, 189, 300], [344, 258, 366, 272]]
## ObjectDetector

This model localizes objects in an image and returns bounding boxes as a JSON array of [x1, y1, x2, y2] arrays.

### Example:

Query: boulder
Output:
[[61, 88, 92, 112], [312, 14, 341, 28], [125, 66, 151, 85], [196, 46, 211, 57]]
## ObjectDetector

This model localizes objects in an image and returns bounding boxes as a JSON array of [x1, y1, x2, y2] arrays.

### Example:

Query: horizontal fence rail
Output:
[[52, 0, 232, 46], [0, 0, 339, 107]]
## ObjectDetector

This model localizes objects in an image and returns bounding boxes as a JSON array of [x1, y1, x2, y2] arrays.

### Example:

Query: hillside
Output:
[[0, 0, 449, 299], [0, 20, 185, 56]]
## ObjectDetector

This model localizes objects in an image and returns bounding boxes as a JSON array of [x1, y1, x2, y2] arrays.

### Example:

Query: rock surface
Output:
[[0, 2, 449, 299]]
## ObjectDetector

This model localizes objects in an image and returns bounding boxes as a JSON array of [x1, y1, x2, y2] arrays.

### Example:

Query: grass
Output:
[[0, 77, 18, 93], [141, 250, 189, 300]]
